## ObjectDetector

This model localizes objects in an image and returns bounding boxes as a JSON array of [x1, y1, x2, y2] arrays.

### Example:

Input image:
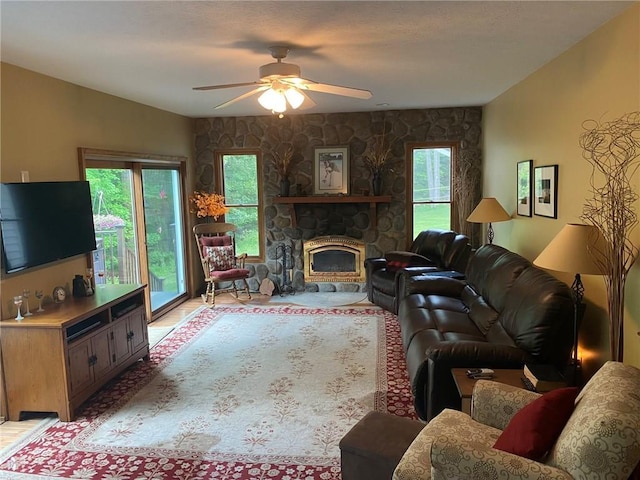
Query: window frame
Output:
[[405, 142, 458, 248], [214, 149, 264, 261]]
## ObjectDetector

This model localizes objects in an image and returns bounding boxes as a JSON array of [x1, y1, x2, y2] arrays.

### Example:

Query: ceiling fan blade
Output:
[[193, 81, 263, 91], [298, 90, 317, 110], [301, 81, 372, 99], [214, 86, 269, 109]]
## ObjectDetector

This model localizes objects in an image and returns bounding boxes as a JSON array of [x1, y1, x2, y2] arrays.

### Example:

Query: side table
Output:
[[451, 368, 529, 415]]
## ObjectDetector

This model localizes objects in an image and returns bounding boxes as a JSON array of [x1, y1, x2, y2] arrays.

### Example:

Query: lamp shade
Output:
[[258, 88, 287, 113], [533, 223, 605, 275], [467, 198, 511, 223], [284, 87, 304, 109]]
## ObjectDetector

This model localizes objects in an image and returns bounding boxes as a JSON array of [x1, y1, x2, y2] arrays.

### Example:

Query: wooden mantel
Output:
[[272, 195, 392, 228]]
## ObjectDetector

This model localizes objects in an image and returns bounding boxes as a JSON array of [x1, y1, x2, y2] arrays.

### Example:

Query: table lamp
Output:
[[467, 197, 511, 244], [533, 223, 605, 383]]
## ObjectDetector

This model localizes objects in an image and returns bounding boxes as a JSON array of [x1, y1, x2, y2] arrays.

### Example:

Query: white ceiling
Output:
[[1, 1, 634, 118]]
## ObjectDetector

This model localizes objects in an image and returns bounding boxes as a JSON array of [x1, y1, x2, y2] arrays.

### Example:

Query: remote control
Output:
[[466, 368, 494, 377]]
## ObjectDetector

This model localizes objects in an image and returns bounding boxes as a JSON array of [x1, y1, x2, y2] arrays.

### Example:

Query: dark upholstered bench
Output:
[[339, 411, 425, 480]]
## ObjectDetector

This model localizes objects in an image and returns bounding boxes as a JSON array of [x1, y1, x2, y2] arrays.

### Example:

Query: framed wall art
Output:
[[534, 164, 558, 218], [517, 159, 533, 217], [313, 146, 349, 195]]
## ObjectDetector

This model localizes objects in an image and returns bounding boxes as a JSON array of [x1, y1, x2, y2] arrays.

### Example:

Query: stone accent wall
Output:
[[193, 107, 482, 293]]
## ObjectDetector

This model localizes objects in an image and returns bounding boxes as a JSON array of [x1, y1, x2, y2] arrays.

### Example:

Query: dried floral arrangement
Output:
[[273, 145, 295, 179], [189, 191, 229, 220], [363, 127, 392, 176], [580, 111, 640, 362]]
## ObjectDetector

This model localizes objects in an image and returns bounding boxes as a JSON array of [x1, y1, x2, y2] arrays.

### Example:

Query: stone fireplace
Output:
[[193, 107, 483, 293], [303, 236, 366, 283]]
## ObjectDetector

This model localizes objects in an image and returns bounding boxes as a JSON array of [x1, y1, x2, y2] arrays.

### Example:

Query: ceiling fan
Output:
[[193, 46, 373, 116]]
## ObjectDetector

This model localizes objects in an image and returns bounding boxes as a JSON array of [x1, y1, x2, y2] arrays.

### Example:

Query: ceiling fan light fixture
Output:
[[258, 88, 287, 113], [284, 87, 304, 109], [195, 46, 372, 113]]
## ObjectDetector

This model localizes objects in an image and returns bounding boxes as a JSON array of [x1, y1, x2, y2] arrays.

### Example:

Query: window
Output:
[[216, 151, 264, 260], [407, 143, 455, 239]]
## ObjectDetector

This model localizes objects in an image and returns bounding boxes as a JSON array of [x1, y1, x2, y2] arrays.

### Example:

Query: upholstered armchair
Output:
[[393, 361, 640, 480]]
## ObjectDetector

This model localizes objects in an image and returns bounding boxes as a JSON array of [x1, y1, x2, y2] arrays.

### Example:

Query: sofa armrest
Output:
[[424, 341, 526, 365], [412, 342, 527, 421], [365, 257, 387, 301], [365, 257, 387, 272], [430, 435, 572, 480], [471, 380, 541, 430], [398, 274, 466, 301]]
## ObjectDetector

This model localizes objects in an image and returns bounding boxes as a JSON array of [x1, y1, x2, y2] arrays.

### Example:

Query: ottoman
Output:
[[339, 411, 425, 480]]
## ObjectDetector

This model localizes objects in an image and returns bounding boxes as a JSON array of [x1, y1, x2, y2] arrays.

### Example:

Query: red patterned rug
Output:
[[0, 305, 415, 479]]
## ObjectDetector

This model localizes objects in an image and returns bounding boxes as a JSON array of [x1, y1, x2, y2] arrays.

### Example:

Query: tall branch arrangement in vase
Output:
[[453, 150, 481, 239], [580, 111, 640, 362], [363, 122, 393, 195], [273, 144, 295, 180]]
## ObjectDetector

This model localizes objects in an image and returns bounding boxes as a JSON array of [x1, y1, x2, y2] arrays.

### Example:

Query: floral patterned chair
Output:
[[393, 361, 640, 480], [193, 223, 251, 306]]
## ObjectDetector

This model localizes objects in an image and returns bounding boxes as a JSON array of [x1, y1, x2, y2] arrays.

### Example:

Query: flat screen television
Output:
[[1, 181, 97, 274]]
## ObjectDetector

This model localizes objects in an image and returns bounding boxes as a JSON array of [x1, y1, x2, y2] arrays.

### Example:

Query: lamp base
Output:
[[563, 358, 583, 387]]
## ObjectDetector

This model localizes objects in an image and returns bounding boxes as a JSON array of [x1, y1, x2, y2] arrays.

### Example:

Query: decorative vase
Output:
[[372, 173, 382, 196], [280, 178, 291, 197]]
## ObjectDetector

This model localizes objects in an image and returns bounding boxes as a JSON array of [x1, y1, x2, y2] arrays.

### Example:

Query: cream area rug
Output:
[[147, 325, 174, 347], [0, 305, 414, 479], [269, 291, 369, 307]]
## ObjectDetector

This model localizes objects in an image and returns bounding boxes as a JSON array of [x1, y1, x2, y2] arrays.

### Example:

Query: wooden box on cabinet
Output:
[[0, 284, 148, 422]]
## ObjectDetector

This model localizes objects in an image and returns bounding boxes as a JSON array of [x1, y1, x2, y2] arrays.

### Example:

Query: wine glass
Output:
[[13, 295, 24, 321], [85, 268, 94, 295], [35, 290, 45, 312], [22, 289, 33, 316], [97, 270, 106, 288]]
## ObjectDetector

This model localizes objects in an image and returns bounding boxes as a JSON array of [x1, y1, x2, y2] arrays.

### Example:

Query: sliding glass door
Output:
[[141, 168, 186, 311], [81, 149, 188, 319]]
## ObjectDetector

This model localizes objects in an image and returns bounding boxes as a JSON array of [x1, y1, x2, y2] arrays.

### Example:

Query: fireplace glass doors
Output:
[[303, 236, 366, 283]]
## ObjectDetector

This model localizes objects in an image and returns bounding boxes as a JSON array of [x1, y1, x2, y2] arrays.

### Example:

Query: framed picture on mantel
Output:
[[313, 146, 349, 195]]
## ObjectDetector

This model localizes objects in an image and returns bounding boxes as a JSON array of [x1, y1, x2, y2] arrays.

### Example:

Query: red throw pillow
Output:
[[200, 235, 232, 247], [385, 251, 433, 271], [493, 387, 578, 460]]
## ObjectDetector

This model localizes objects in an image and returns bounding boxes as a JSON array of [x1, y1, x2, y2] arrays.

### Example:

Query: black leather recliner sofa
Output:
[[396, 243, 574, 421], [365, 229, 472, 314]]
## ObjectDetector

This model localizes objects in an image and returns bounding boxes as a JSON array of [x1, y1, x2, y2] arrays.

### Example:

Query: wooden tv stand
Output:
[[1, 284, 149, 422]]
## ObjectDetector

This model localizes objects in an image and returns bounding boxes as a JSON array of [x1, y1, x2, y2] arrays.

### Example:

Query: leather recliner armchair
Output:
[[365, 230, 472, 314]]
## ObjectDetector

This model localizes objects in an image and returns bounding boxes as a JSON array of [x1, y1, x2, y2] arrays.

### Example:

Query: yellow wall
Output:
[[484, 5, 640, 371], [0, 63, 194, 320]]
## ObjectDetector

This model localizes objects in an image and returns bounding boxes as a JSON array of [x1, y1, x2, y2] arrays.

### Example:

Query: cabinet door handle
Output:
[[127, 331, 135, 340], [89, 354, 97, 366]]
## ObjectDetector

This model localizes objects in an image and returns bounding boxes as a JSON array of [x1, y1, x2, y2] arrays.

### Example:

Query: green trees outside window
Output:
[[218, 152, 263, 259], [410, 145, 453, 238]]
